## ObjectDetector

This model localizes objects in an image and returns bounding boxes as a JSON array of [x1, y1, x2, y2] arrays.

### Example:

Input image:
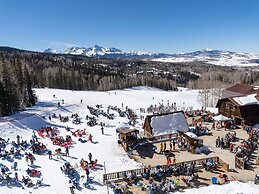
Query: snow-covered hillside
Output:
[[0, 87, 258, 194], [153, 49, 259, 67]]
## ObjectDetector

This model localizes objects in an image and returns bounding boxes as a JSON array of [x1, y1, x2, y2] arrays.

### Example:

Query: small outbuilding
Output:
[[118, 128, 139, 151], [177, 131, 203, 154]]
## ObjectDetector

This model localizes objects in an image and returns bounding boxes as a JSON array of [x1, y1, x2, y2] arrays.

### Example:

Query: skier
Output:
[[14, 172, 18, 182], [65, 147, 69, 157], [85, 167, 90, 181], [56, 148, 62, 159], [17, 135, 20, 145], [101, 126, 104, 135], [30, 157, 34, 166], [48, 150, 52, 160], [88, 153, 92, 163]]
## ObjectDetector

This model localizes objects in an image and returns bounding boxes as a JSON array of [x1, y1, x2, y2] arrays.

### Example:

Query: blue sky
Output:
[[0, 0, 259, 53]]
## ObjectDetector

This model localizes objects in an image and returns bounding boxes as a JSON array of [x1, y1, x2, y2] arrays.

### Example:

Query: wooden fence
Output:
[[235, 156, 245, 169], [103, 156, 225, 184]]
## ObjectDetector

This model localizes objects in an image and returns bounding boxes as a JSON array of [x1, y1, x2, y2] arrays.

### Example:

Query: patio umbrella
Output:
[[212, 114, 231, 122]]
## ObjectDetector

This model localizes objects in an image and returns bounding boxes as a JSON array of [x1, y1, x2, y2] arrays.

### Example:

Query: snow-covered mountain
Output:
[[44, 48, 61, 54], [44, 45, 259, 66], [44, 45, 153, 59]]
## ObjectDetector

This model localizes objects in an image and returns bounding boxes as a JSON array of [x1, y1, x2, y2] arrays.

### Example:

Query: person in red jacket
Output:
[[88, 134, 93, 142]]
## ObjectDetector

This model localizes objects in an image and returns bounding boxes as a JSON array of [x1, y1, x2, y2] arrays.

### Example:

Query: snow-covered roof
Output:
[[185, 131, 198, 139], [232, 94, 259, 106], [116, 122, 131, 130], [150, 112, 188, 136]]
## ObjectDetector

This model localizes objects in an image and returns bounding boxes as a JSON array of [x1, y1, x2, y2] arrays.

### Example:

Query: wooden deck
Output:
[[103, 156, 224, 184]]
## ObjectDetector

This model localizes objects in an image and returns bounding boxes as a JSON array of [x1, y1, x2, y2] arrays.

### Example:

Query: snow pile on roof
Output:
[[116, 122, 131, 131], [150, 112, 188, 136], [185, 131, 198, 139], [233, 94, 259, 105]]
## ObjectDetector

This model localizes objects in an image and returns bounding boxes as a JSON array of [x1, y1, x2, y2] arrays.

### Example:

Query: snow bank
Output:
[[175, 181, 259, 194]]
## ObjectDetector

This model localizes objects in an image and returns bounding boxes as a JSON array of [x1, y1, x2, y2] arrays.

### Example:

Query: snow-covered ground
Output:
[[0, 87, 258, 194], [153, 55, 259, 67]]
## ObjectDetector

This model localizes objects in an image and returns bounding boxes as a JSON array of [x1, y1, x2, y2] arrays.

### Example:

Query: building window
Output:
[[225, 102, 230, 110]]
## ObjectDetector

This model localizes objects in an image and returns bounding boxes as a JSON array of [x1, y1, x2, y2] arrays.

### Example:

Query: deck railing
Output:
[[103, 156, 223, 184]]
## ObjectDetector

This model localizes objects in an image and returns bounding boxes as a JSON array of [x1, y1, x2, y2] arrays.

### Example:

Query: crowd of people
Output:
[[0, 134, 45, 188], [235, 128, 258, 169], [215, 131, 237, 150], [117, 160, 201, 193]]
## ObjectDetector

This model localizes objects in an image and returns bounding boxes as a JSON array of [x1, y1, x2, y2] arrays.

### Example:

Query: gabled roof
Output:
[[218, 84, 259, 107], [225, 83, 255, 95], [144, 111, 189, 136]]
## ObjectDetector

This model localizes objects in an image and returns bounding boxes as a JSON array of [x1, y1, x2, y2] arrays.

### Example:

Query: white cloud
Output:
[[40, 39, 77, 50]]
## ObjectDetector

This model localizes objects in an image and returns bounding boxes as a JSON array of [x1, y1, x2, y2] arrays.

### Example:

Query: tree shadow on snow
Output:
[[57, 106, 72, 113], [32, 101, 57, 109], [96, 164, 104, 167], [84, 184, 97, 190], [31, 165, 41, 169], [33, 183, 51, 189], [0, 179, 23, 188], [83, 177, 98, 190], [67, 156, 78, 160]]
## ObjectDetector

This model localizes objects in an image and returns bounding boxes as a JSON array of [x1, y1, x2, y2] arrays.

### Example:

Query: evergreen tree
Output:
[[0, 80, 7, 116], [1, 62, 20, 114], [24, 66, 37, 106]]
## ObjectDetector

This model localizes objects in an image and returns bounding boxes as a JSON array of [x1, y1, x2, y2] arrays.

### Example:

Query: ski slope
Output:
[[0, 87, 258, 194]]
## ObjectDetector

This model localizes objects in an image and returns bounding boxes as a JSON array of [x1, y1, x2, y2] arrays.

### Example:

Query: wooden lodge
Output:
[[216, 83, 259, 125]]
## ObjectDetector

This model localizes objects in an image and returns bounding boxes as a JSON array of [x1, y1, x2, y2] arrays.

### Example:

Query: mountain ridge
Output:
[[0, 45, 258, 67], [43, 45, 259, 66], [43, 45, 257, 57]]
